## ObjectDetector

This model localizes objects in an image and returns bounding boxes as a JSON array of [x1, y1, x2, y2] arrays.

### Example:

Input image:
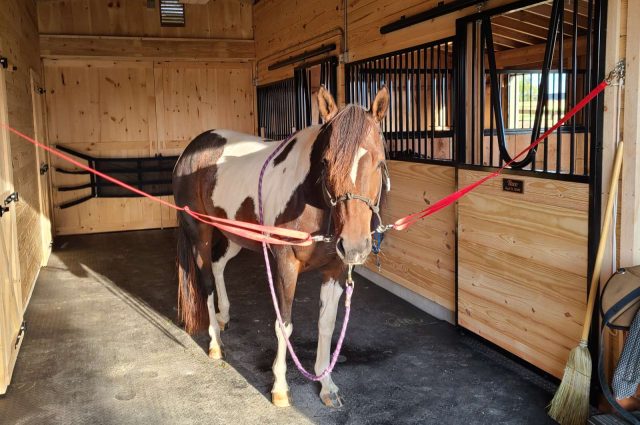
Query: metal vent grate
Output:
[[160, 0, 185, 27]]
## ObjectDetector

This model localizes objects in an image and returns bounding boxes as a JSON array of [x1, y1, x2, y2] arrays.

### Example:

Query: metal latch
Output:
[[14, 321, 26, 349]]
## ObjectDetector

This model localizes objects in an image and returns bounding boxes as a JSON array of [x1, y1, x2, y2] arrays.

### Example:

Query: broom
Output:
[[548, 141, 625, 425]]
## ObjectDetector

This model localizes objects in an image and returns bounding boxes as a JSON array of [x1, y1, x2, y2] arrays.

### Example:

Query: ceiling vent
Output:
[[160, 0, 185, 27]]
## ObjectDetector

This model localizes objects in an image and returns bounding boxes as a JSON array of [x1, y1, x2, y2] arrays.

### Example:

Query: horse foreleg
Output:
[[315, 273, 344, 408], [271, 253, 299, 407], [211, 241, 241, 331]]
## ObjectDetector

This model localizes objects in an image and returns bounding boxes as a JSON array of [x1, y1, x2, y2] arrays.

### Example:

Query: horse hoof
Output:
[[208, 346, 223, 360], [272, 391, 292, 407], [321, 391, 344, 408]]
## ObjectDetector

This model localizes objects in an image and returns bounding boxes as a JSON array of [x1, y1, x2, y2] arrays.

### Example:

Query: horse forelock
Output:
[[322, 105, 375, 195]]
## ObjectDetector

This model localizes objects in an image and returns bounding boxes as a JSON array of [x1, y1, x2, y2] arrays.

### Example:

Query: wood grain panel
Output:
[[37, 0, 253, 40], [45, 60, 163, 235], [44, 59, 255, 234], [457, 169, 589, 378], [1, 0, 46, 394], [40, 35, 255, 61], [364, 161, 456, 311], [347, 0, 513, 62]]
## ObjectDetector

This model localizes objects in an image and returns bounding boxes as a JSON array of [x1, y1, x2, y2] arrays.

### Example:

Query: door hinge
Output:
[[0, 192, 18, 217], [0, 56, 17, 72], [5, 192, 19, 205], [15, 321, 26, 349]]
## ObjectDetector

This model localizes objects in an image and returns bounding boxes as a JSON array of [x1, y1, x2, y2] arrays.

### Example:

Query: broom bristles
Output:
[[548, 343, 592, 425]]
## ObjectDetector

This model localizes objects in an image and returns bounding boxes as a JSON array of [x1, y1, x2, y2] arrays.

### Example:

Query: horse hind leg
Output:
[[211, 238, 241, 331], [191, 227, 223, 360], [315, 266, 345, 408]]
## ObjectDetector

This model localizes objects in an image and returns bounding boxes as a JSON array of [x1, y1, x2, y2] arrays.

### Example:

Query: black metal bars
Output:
[[257, 78, 296, 140], [258, 57, 337, 140], [54, 145, 178, 209], [458, 0, 599, 179], [346, 38, 455, 163]]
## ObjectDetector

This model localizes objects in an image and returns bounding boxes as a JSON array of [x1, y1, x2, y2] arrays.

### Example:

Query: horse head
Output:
[[317, 86, 390, 265]]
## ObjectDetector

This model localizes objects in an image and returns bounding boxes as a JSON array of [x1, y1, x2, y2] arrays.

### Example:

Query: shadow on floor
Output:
[[1, 229, 557, 424]]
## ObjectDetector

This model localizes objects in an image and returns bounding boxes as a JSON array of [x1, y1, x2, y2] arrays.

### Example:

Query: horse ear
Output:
[[371, 86, 389, 123], [318, 86, 338, 122]]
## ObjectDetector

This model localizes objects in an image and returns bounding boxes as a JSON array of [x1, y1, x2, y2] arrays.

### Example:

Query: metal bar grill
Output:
[[346, 38, 455, 163], [257, 78, 296, 140], [460, 0, 598, 179], [258, 57, 337, 140]]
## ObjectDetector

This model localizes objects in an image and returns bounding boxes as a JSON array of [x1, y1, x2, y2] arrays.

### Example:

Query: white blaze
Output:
[[350, 147, 368, 184]]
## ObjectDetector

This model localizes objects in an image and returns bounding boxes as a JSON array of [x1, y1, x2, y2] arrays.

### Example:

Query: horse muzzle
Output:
[[335, 237, 371, 265]]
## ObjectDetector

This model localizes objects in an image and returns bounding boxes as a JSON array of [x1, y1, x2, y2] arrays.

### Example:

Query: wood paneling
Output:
[[253, 0, 343, 90], [1, 0, 46, 394], [347, 0, 513, 62], [364, 161, 456, 311], [457, 169, 589, 378], [44, 59, 255, 235], [37, 0, 253, 40], [39, 35, 255, 61]]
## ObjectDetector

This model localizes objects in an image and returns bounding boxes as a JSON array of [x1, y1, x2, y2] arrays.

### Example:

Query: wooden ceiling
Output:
[[491, 0, 592, 51]]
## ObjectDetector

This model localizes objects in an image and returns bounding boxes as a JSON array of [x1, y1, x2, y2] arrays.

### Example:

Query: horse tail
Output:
[[176, 212, 209, 334]]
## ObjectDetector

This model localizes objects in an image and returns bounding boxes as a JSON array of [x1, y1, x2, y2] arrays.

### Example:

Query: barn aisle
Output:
[[1, 229, 556, 424]]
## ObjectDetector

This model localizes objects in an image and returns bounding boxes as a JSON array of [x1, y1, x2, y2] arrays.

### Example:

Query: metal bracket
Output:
[[14, 321, 26, 349], [1, 192, 18, 217], [0, 56, 17, 71], [4, 192, 19, 205]]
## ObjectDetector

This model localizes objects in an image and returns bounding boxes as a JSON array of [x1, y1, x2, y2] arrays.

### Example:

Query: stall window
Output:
[[346, 38, 455, 163]]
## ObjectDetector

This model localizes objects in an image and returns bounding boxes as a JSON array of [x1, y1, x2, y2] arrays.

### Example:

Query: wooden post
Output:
[[621, 0, 640, 267]]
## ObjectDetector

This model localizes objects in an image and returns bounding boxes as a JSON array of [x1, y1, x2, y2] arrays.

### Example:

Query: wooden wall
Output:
[[364, 161, 456, 313], [44, 59, 254, 235], [2, 0, 49, 304], [253, 0, 515, 96], [253, 0, 344, 98], [1, 0, 52, 394], [37, 0, 253, 39], [457, 170, 589, 378]]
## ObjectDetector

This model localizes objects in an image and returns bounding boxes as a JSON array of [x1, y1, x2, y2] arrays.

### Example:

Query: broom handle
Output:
[[580, 141, 625, 342]]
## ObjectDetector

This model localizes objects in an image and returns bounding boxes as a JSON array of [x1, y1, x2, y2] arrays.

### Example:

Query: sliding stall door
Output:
[[0, 53, 24, 395], [455, 0, 600, 378]]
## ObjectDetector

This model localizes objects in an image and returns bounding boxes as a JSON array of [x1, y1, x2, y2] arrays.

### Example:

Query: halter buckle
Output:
[[311, 235, 333, 243]]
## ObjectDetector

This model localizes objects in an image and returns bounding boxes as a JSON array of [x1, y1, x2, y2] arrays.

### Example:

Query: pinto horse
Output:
[[172, 87, 389, 407]]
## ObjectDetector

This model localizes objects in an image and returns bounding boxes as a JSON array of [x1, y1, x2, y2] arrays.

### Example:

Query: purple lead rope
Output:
[[258, 135, 354, 381]]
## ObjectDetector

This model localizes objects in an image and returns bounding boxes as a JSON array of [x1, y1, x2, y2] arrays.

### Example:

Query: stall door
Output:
[[30, 70, 53, 266], [0, 52, 24, 395], [455, 0, 602, 378]]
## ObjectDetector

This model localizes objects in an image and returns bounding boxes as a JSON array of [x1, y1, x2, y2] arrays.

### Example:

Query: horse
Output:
[[172, 86, 389, 408]]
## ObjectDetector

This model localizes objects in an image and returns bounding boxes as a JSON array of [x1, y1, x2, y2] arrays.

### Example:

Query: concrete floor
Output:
[[0, 229, 559, 424]]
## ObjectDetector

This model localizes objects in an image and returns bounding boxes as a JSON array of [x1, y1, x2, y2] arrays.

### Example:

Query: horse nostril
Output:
[[336, 238, 346, 259]]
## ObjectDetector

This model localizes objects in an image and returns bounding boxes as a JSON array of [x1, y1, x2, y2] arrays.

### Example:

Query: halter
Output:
[[314, 160, 392, 243]]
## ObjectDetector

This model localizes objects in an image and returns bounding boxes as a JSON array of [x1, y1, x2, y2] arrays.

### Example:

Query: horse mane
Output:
[[321, 104, 374, 195]]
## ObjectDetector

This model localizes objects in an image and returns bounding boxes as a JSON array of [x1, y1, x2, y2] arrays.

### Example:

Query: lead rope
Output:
[[258, 136, 355, 382]]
